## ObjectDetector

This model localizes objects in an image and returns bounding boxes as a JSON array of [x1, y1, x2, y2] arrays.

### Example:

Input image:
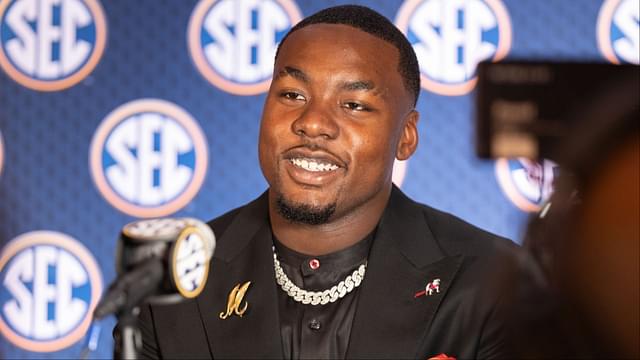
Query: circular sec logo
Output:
[[495, 158, 558, 212], [171, 226, 211, 298], [0, 0, 107, 91], [188, 0, 302, 95], [0, 231, 102, 352], [90, 99, 208, 218], [597, 0, 640, 65], [396, 0, 512, 96]]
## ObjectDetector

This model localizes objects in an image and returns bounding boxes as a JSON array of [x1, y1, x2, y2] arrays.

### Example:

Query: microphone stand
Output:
[[95, 259, 164, 360], [113, 306, 142, 360]]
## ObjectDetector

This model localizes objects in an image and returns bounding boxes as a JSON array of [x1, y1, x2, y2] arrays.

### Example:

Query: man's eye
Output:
[[343, 102, 370, 112], [281, 92, 306, 101]]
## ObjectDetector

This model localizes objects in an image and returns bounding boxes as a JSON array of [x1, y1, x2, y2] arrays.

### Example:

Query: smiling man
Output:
[[138, 5, 515, 359]]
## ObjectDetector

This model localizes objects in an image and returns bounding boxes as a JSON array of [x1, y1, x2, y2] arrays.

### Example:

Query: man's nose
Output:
[[291, 101, 339, 140]]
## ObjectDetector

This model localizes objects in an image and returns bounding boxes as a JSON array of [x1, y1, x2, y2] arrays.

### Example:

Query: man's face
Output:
[[259, 24, 417, 224]]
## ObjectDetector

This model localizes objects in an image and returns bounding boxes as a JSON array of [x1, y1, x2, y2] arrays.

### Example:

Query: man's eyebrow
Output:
[[274, 69, 381, 95], [341, 80, 375, 91], [275, 66, 309, 83], [341, 80, 380, 94]]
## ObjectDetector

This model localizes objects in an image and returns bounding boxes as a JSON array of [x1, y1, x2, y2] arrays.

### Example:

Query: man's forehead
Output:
[[278, 23, 397, 57], [275, 25, 398, 76]]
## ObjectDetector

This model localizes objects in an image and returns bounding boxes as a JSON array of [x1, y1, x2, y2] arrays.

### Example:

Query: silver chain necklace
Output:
[[272, 248, 367, 306]]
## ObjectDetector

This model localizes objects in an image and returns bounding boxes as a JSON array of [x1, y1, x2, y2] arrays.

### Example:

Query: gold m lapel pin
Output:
[[219, 281, 251, 319]]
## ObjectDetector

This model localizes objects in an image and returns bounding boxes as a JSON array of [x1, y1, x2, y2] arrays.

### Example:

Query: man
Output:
[[138, 5, 515, 359]]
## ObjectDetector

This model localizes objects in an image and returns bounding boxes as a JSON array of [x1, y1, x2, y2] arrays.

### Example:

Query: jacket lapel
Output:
[[347, 187, 464, 359], [197, 193, 284, 359]]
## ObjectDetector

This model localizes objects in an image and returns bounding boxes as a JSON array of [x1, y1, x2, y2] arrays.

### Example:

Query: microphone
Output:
[[93, 217, 216, 319]]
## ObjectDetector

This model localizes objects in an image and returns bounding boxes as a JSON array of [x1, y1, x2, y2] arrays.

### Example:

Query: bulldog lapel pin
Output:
[[219, 281, 251, 319], [414, 278, 441, 298]]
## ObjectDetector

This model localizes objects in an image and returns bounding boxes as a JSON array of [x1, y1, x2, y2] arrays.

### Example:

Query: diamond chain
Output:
[[272, 250, 366, 306]]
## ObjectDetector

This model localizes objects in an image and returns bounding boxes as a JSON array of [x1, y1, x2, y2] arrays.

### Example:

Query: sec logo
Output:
[[495, 158, 558, 212], [597, 0, 640, 65], [171, 226, 210, 298], [0, 231, 102, 352], [396, 0, 512, 96], [187, 0, 302, 95], [90, 99, 208, 218], [0, 0, 107, 91]]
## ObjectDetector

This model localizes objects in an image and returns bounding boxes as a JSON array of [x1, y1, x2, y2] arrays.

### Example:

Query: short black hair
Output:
[[276, 5, 420, 106]]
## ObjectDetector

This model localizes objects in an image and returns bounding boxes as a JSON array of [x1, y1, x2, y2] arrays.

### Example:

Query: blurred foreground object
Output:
[[476, 61, 639, 358], [476, 61, 639, 161]]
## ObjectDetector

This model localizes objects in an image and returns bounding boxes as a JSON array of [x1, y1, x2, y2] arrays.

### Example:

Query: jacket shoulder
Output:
[[206, 205, 244, 240], [414, 200, 517, 257]]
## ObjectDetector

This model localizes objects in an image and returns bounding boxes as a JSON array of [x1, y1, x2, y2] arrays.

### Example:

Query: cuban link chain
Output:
[[273, 249, 366, 306]]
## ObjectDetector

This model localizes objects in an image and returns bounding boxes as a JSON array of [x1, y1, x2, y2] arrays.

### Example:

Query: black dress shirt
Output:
[[273, 232, 374, 359]]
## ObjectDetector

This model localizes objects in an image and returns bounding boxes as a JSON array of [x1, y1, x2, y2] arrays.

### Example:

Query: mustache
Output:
[[292, 142, 328, 152], [283, 141, 347, 168]]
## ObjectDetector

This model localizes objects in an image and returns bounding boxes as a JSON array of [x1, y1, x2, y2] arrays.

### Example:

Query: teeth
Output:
[[290, 158, 339, 172]]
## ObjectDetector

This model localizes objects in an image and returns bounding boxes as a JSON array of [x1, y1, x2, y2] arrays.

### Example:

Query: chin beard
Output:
[[276, 195, 336, 225]]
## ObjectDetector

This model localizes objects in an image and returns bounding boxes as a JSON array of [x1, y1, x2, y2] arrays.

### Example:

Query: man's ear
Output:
[[396, 110, 419, 161]]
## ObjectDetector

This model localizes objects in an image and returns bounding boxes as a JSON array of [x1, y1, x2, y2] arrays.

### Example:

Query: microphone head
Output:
[[122, 217, 201, 243], [118, 217, 216, 301]]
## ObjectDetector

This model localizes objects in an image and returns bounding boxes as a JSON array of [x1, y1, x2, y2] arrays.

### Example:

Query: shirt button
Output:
[[309, 259, 320, 270], [308, 319, 321, 331]]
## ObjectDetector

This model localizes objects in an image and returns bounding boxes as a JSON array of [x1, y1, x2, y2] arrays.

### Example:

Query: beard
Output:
[[276, 194, 336, 225]]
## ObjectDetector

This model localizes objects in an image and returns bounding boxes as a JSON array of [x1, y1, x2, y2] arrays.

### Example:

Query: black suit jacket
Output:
[[138, 187, 516, 359]]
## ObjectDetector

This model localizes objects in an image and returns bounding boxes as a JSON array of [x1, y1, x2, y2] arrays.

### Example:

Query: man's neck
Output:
[[268, 189, 391, 256]]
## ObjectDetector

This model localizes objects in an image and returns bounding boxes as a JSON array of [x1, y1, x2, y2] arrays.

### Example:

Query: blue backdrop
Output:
[[1, 0, 637, 358]]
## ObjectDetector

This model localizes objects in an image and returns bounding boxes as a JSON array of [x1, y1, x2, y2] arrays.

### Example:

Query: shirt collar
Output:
[[273, 228, 375, 276]]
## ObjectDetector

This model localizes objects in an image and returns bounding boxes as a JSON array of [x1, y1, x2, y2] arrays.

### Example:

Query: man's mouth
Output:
[[289, 157, 339, 172]]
